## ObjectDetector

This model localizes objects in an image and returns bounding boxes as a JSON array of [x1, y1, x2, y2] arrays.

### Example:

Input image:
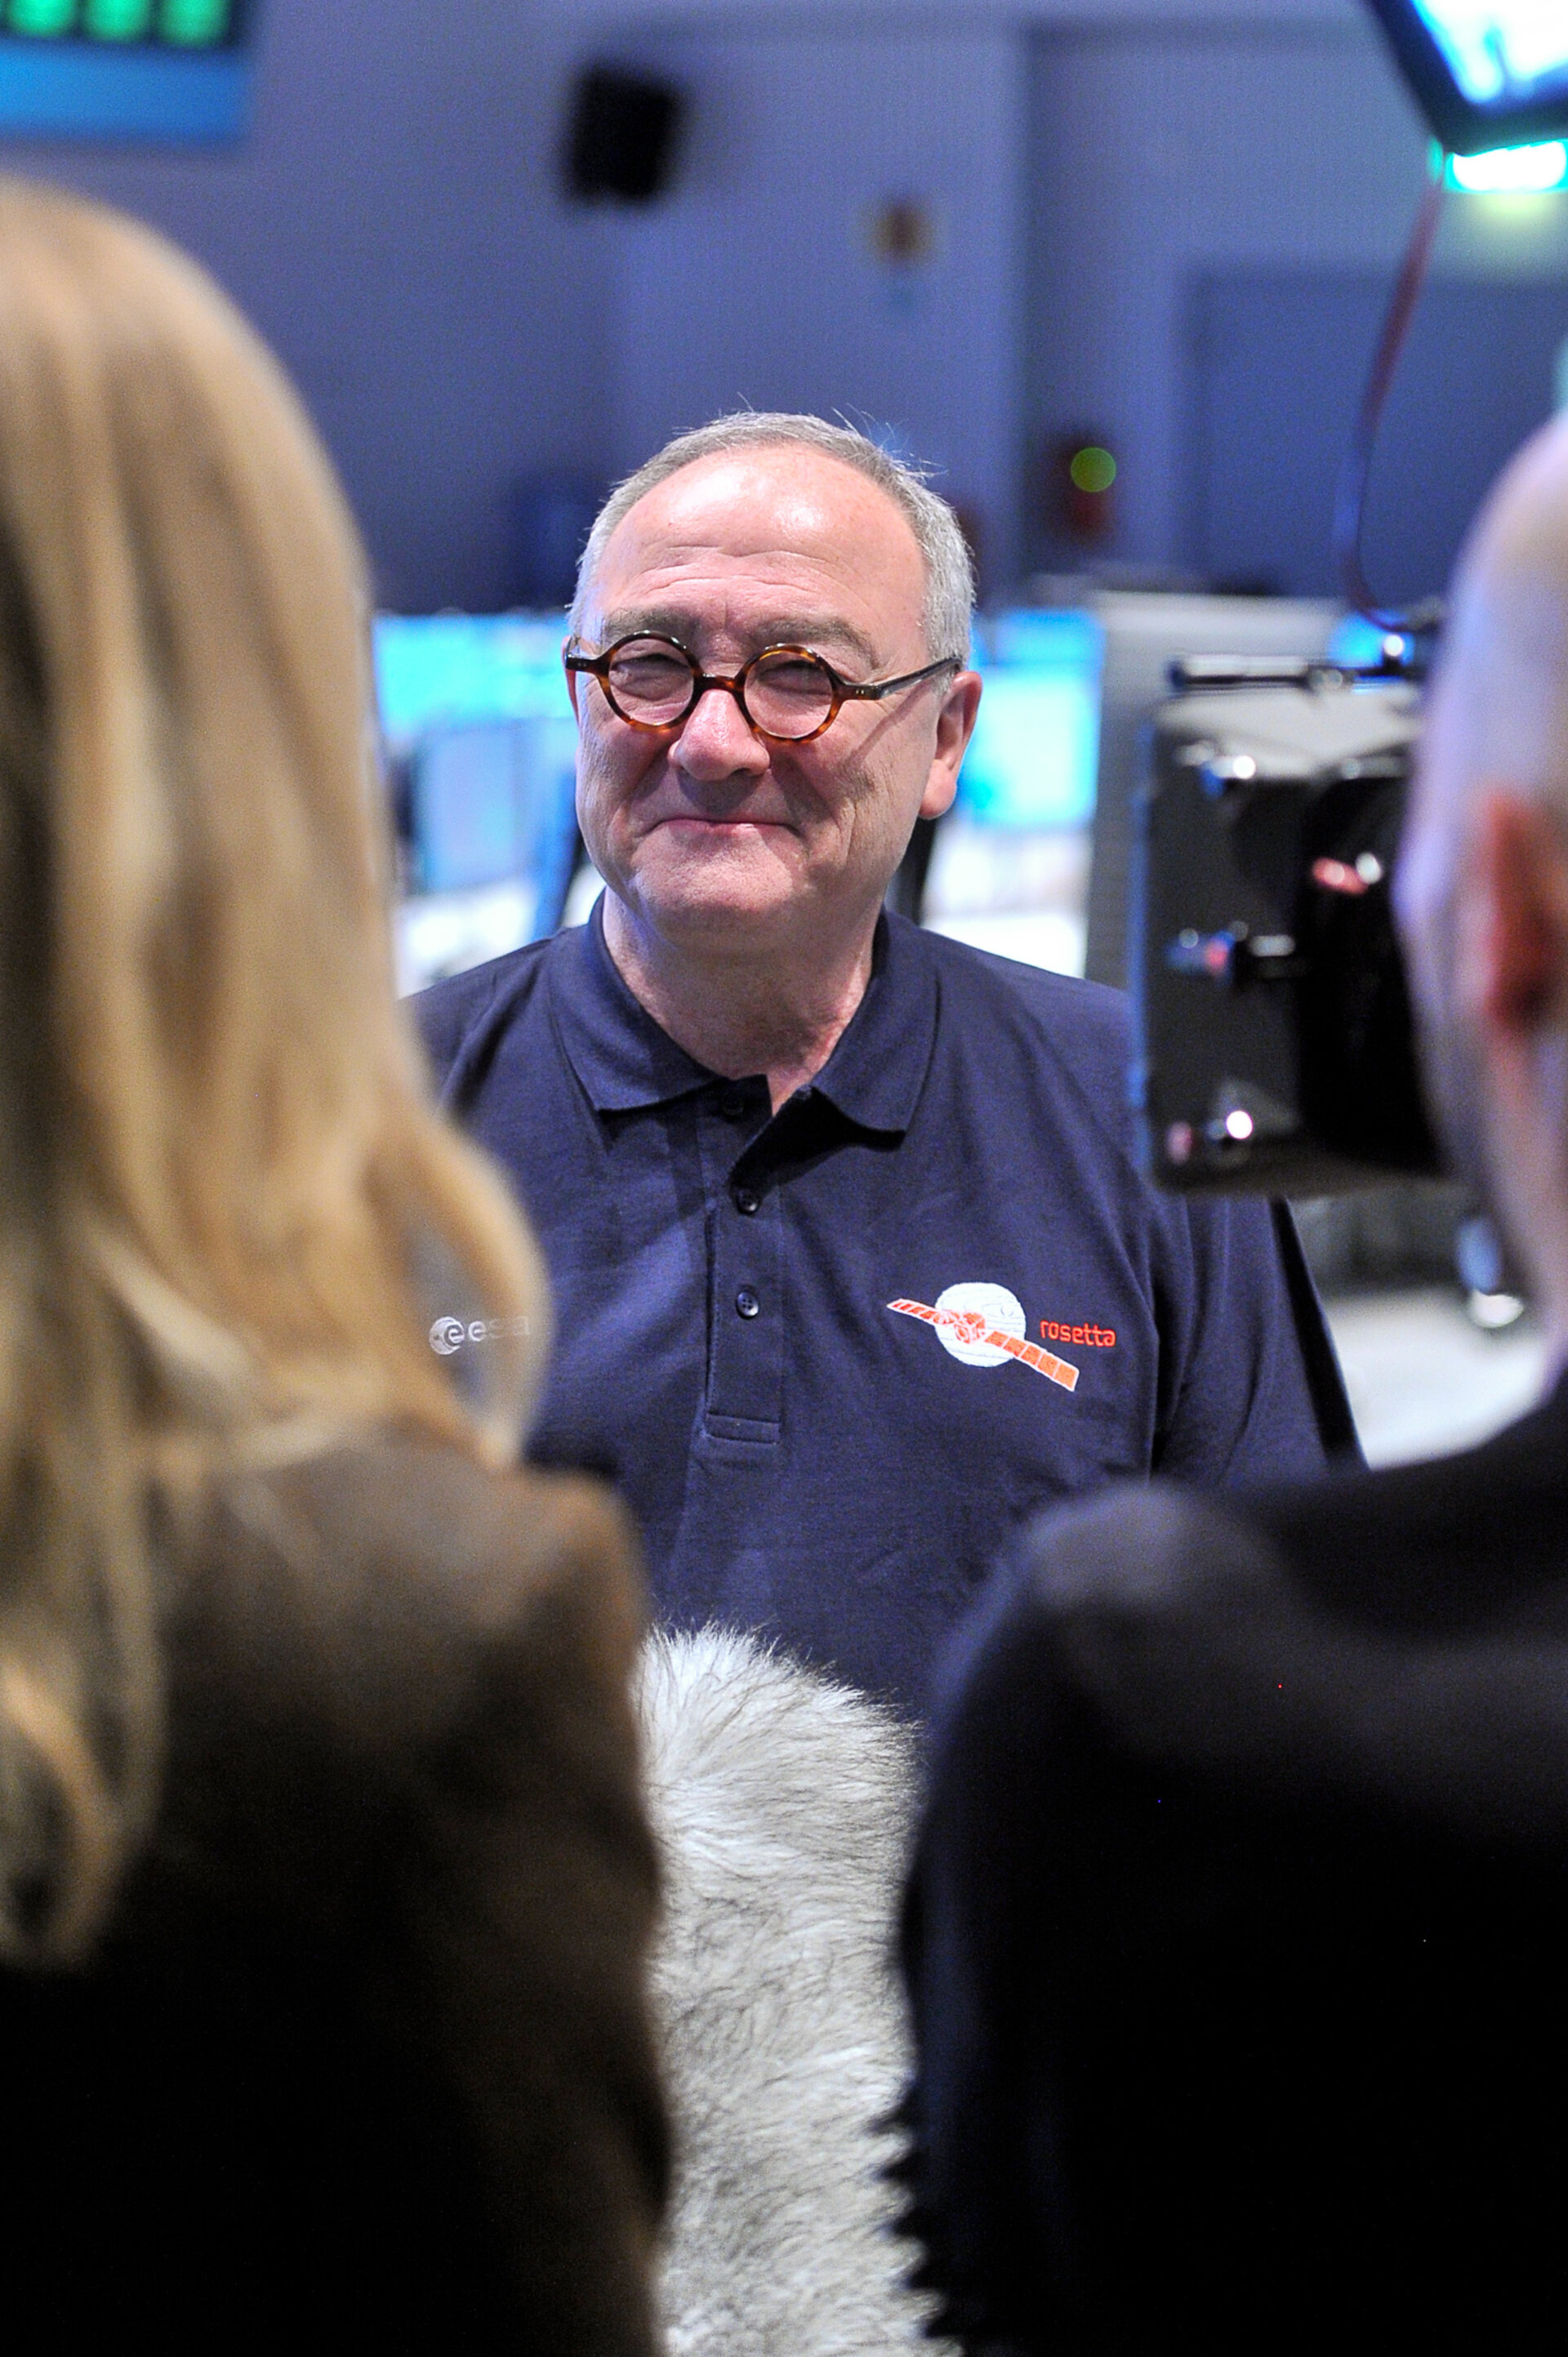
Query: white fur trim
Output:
[[635, 1628, 951, 2355]]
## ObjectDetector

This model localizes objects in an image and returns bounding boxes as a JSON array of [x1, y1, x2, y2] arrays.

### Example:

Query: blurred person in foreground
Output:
[[418, 414, 1347, 1720], [0, 180, 664, 2351], [898, 411, 1568, 2351]]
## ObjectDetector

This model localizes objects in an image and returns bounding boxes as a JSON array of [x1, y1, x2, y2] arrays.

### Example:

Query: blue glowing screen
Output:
[[959, 610, 1103, 831], [373, 613, 572, 747], [374, 614, 577, 905]]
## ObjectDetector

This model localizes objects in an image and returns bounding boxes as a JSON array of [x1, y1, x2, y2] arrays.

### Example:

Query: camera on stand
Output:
[[1130, 648, 1441, 1197], [1125, 0, 1568, 1314]]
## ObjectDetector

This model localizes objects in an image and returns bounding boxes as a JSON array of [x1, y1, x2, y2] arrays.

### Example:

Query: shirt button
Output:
[[735, 1287, 761, 1319], [733, 1186, 761, 1215], [720, 1089, 748, 1121]]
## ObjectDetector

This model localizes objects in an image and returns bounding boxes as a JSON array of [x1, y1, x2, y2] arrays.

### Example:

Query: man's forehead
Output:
[[590, 447, 924, 634]]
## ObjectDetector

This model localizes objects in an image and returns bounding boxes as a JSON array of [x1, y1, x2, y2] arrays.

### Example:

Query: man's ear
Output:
[[1472, 787, 1568, 1036], [920, 668, 982, 821]]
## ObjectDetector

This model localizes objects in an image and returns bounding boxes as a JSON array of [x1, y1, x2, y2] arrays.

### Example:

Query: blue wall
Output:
[[8, 2, 1563, 615], [0, 0, 611, 612], [599, 23, 1027, 592], [1024, 19, 1568, 578]]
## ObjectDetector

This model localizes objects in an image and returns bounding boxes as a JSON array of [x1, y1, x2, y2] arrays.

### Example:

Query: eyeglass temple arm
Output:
[[844, 655, 961, 702]]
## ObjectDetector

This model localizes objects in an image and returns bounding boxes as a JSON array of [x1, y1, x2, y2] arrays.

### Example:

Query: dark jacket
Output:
[[900, 1380, 1568, 2354], [0, 1436, 667, 2352]]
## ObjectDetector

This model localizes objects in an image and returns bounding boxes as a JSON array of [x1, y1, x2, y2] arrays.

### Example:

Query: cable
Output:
[[1332, 162, 1448, 634]]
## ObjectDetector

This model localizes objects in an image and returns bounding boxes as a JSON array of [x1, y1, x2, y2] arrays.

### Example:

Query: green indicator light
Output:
[[83, 0, 155, 36], [157, 0, 229, 43], [1068, 446, 1117, 495], [7, 0, 79, 35]]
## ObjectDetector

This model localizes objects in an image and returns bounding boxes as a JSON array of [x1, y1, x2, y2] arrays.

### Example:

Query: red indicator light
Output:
[[1310, 856, 1369, 898]]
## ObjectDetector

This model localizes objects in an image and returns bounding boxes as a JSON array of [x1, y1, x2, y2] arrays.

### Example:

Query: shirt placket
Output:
[[696, 1080, 783, 1445]]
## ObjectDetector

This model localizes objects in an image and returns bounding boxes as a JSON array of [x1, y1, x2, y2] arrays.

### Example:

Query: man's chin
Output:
[[614, 844, 821, 950], [631, 887, 810, 956]]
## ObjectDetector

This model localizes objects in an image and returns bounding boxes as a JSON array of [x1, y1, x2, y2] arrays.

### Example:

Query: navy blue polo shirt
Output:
[[417, 904, 1336, 1713]]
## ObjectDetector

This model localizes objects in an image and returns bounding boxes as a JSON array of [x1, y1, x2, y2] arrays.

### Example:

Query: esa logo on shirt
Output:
[[887, 1282, 1113, 1394], [429, 1313, 531, 1356]]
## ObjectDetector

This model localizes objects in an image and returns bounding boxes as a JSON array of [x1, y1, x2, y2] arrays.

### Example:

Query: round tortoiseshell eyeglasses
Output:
[[564, 633, 958, 745]]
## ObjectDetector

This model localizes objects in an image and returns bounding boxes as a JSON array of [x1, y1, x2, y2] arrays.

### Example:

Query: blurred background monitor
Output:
[[373, 613, 581, 992], [1328, 610, 1410, 666], [957, 609, 1102, 832], [0, 2, 256, 143], [921, 608, 1102, 976]]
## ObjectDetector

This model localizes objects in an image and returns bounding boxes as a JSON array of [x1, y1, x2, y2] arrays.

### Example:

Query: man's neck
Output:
[[602, 893, 878, 1112]]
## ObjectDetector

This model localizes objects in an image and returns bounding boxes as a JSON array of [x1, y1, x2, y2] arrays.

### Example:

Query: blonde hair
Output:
[[0, 180, 546, 1963]]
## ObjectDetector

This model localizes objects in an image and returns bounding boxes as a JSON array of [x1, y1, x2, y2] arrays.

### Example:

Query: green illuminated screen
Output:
[[2, 0, 237, 42]]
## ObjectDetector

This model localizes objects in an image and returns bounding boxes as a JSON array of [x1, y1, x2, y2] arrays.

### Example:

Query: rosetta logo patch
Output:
[[888, 1284, 1080, 1392], [929, 1282, 1027, 1366]]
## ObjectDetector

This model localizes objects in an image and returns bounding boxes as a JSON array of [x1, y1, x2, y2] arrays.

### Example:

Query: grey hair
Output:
[[570, 412, 975, 662]]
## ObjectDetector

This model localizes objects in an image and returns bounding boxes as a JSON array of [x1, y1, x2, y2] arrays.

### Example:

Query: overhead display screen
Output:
[[0, 1, 254, 139], [1412, 3, 1568, 109], [2, 3, 240, 43], [1367, 1, 1568, 151]]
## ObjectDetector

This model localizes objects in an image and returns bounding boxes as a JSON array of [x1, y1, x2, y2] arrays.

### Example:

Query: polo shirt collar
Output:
[[551, 898, 937, 1136], [551, 896, 714, 1112], [808, 911, 936, 1136]]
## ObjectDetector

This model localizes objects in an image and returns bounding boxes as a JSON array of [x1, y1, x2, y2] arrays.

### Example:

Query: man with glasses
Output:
[[417, 413, 1344, 1714]]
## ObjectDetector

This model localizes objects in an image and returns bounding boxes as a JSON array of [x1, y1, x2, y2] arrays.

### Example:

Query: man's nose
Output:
[[671, 678, 772, 778]]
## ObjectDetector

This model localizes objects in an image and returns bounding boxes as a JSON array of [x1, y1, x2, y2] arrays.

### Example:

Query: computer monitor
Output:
[[957, 609, 1102, 833], [405, 719, 578, 901], [1365, 1, 1568, 155], [0, 2, 256, 142], [373, 613, 573, 746], [918, 609, 1103, 975], [372, 613, 581, 988]]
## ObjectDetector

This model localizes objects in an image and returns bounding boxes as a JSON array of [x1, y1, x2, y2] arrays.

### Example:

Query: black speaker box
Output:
[[564, 65, 684, 205]]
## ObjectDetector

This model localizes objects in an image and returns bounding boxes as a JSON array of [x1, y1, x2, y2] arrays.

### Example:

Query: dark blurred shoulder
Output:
[[154, 1437, 647, 1909], [930, 1484, 1280, 1764], [968, 1484, 1312, 1766], [192, 1432, 641, 1708], [97, 1436, 664, 2354], [948, 1464, 1568, 1843]]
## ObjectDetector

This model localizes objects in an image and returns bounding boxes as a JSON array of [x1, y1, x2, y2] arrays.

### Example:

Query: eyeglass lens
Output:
[[604, 639, 836, 740]]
